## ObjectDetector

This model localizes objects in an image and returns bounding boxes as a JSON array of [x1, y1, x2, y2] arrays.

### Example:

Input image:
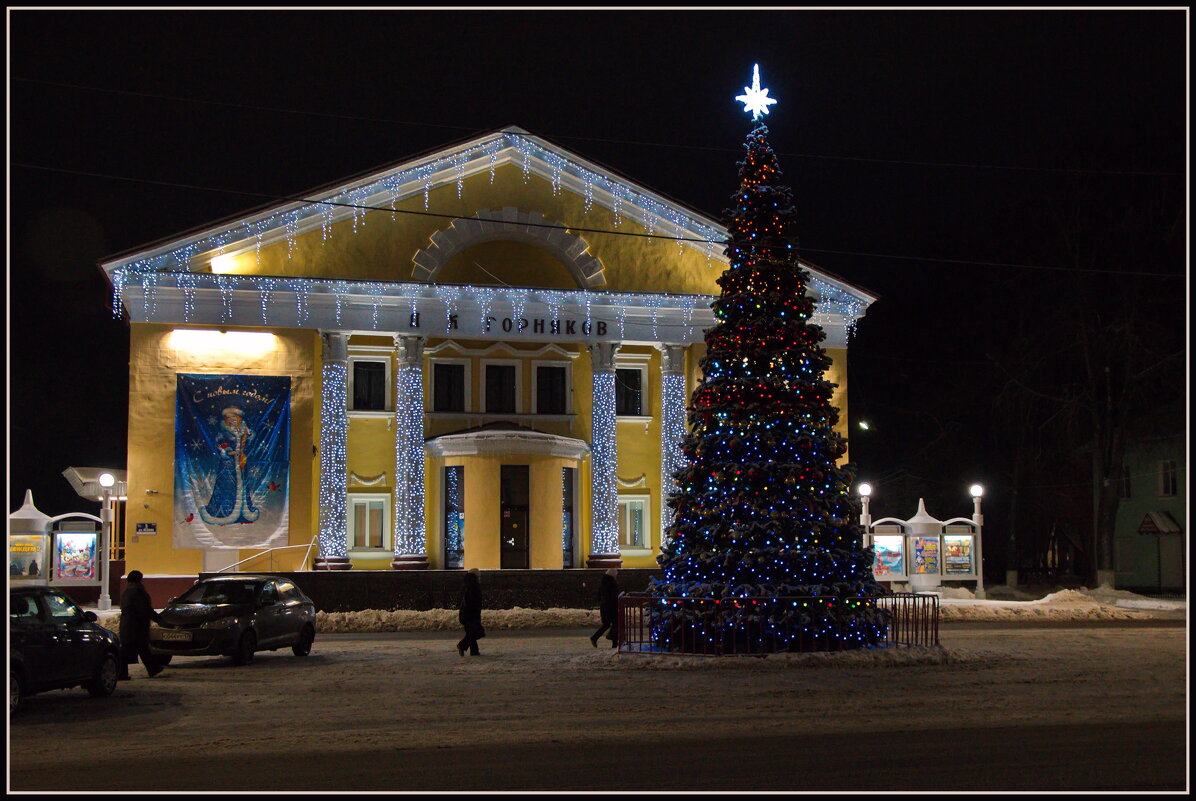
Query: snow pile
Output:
[[602, 646, 1004, 671], [92, 584, 1183, 634], [937, 585, 1181, 626], [315, 606, 601, 633]]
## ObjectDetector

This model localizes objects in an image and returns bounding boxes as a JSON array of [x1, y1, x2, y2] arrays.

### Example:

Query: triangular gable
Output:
[[99, 125, 876, 314]]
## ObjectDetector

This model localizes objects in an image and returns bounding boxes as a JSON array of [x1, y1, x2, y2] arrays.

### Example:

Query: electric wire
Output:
[[11, 161, 1185, 279]]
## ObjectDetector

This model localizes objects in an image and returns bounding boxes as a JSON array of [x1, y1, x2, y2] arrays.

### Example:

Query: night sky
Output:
[[9, 10, 1186, 565]]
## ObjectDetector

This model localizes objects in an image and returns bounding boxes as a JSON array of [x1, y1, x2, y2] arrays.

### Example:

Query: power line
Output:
[[13, 76, 1185, 179], [12, 161, 1186, 279]]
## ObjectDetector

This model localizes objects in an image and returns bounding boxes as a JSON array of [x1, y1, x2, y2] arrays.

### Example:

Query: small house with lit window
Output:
[[99, 126, 874, 580]]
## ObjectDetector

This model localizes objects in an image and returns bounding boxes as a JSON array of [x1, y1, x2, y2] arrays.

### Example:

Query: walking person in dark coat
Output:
[[119, 570, 163, 679], [589, 567, 621, 649], [456, 569, 484, 657]]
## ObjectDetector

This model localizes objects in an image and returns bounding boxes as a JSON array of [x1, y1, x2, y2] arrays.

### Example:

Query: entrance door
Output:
[[500, 465, 530, 569]]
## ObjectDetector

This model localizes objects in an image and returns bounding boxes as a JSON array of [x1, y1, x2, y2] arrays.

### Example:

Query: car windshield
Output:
[[174, 580, 262, 605]]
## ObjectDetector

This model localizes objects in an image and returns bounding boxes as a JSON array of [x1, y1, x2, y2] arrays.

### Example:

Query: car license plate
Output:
[[158, 630, 191, 642]]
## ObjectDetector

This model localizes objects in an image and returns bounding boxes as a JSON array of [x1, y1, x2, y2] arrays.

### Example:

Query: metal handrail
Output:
[[217, 533, 321, 573]]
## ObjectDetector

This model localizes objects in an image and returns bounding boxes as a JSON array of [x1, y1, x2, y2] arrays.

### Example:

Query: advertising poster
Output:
[[943, 535, 975, 575], [872, 535, 906, 577], [913, 536, 940, 575], [54, 532, 98, 581], [9, 535, 48, 579], [174, 374, 291, 550]]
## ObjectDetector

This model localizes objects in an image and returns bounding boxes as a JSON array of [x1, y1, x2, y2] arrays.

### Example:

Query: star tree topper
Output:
[[735, 64, 778, 120]]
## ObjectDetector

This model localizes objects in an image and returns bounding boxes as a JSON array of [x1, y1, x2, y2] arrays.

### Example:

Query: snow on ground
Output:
[[94, 584, 1185, 633]]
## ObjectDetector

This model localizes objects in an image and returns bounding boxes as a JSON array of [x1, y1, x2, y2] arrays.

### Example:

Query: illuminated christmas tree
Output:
[[650, 66, 889, 653]]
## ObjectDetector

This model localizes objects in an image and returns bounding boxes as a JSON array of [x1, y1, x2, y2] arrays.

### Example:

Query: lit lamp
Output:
[[857, 482, 873, 530], [98, 472, 115, 611], [969, 484, 985, 599]]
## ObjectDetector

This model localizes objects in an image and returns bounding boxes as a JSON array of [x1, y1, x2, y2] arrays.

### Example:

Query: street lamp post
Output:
[[98, 472, 115, 610], [858, 483, 873, 543], [970, 484, 986, 599]]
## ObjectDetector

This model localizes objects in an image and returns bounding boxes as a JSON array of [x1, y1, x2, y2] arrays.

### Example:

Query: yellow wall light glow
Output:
[[211, 254, 239, 273], [168, 329, 279, 355]]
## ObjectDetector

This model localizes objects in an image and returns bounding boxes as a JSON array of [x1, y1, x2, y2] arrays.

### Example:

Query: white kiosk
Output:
[[859, 486, 986, 599]]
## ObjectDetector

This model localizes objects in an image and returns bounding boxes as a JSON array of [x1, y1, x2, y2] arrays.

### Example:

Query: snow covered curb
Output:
[[92, 585, 1183, 633]]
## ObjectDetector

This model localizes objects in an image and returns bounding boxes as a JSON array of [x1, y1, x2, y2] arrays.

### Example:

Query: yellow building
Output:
[[100, 127, 875, 576]]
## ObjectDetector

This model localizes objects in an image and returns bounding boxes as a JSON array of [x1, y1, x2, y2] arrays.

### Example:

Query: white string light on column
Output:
[[318, 347, 349, 561], [392, 337, 427, 557], [591, 368, 619, 555]]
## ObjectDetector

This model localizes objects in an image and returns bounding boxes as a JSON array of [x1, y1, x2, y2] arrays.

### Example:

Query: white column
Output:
[[658, 343, 688, 545], [392, 334, 428, 569], [315, 331, 351, 570], [587, 341, 621, 568]]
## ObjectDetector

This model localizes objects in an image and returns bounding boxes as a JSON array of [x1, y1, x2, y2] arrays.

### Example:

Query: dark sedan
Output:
[[10, 586, 122, 713], [149, 575, 317, 665]]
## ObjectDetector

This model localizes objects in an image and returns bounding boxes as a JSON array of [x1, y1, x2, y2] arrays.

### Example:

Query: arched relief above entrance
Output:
[[411, 207, 606, 289]]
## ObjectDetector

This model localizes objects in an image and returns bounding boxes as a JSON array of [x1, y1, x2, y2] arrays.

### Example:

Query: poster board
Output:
[[943, 534, 975, 576], [54, 531, 100, 583], [9, 534, 49, 582], [912, 536, 941, 575], [872, 534, 907, 579]]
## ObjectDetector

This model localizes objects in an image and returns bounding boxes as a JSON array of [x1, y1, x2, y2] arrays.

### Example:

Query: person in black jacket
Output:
[[456, 569, 484, 656], [118, 570, 163, 679], [589, 568, 621, 649]]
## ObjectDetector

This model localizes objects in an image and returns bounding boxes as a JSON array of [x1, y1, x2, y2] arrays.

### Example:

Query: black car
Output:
[[10, 585, 122, 713], [149, 575, 317, 665]]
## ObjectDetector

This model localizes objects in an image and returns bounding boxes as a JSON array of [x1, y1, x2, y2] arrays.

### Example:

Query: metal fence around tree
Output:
[[617, 592, 939, 656]]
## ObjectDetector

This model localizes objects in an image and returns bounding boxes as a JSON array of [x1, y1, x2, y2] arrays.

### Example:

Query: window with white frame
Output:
[[348, 357, 389, 411], [348, 494, 389, 552], [432, 359, 470, 413], [1117, 465, 1132, 499], [483, 360, 521, 414], [618, 495, 651, 553], [615, 365, 647, 418], [534, 362, 570, 415], [1159, 460, 1178, 497]]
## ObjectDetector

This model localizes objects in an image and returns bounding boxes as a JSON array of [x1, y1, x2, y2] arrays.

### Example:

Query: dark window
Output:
[[434, 363, 466, 412], [486, 365, 517, 413], [444, 465, 465, 569], [352, 361, 387, 411], [616, 368, 643, 416], [562, 467, 576, 568], [537, 365, 567, 415]]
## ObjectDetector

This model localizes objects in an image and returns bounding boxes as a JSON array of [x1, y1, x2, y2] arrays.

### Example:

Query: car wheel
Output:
[[232, 630, 257, 666], [10, 670, 21, 714], [292, 624, 315, 657], [85, 652, 119, 698], [156, 655, 173, 666]]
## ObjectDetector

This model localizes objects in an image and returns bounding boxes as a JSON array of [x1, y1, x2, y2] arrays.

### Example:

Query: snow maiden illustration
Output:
[[174, 374, 291, 549], [200, 406, 260, 525]]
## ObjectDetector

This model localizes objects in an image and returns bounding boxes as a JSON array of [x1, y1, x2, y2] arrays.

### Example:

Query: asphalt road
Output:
[[8, 623, 1188, 792], [10, 721, 1186, 791]]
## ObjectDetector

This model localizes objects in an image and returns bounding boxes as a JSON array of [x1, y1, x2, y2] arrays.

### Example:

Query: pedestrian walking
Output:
[[589, 567, 621, 649], [119, 570, 163, 679], [456, 569, 484, 656]]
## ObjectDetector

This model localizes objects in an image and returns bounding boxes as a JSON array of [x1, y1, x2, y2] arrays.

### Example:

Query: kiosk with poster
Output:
[[53, 521, 101, 584], [861, 494, 986, 597]]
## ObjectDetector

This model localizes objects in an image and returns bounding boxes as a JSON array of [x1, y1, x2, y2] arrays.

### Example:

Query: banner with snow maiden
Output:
[[174, 374, 291, 549]]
